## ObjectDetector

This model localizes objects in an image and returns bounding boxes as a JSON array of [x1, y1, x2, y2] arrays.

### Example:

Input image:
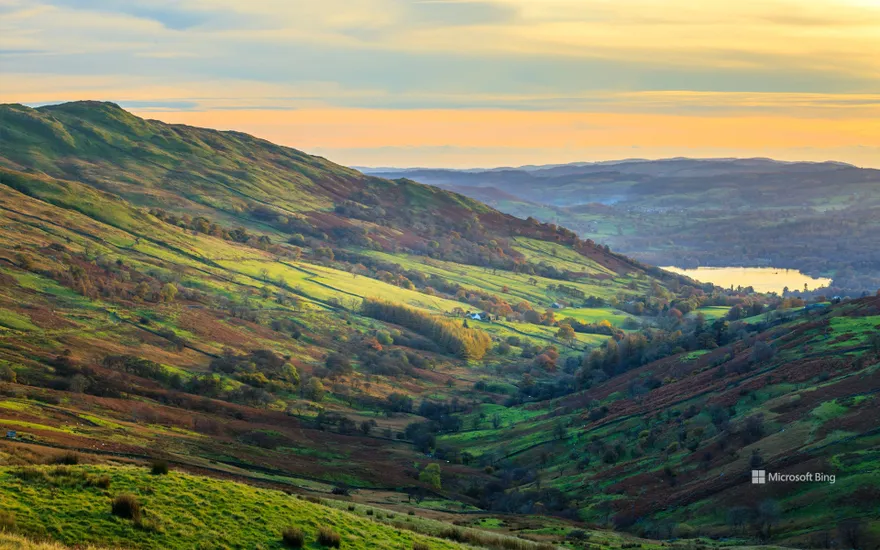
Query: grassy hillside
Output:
[[0, 102, 876, 549], [0, 463, 504, 549], [440, 296, 880, 547], [0, 101, 639, 277]]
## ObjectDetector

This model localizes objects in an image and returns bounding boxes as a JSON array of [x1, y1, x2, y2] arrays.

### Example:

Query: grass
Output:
[[511, 238, 616, 276], [692, 306, 731, 321], [0, 532, 110, 549], [680, 350, 711, 362], [558, 307, 634, 328], [0, 310, 39, 332], [363, 250, 638, 305], [810, 400, 849, 423], [0, 465, 473, 550]]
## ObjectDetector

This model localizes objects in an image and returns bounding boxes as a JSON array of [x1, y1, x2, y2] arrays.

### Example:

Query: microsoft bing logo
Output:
[[749, 469, 835, 484]]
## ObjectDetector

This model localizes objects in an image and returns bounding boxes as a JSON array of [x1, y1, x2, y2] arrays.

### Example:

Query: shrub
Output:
[[14, 466, 46, 482], [0, 510, 15, 532], [413, 542, 430, 550], [282, 527, 305, 548], [317, 526, 341, 548], [151, 460, 169, 475], [50, 451, 80, 465], [111, 493, 141, 521], [90, 474, 112, 489]]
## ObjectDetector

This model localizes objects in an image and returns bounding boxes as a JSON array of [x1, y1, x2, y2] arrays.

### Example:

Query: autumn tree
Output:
[[419, 463, 442, 490], [362, 299, 491, 360], [557, 324, 576, 347], [305, 378, 326, 402], [159, 283, 178, 303]]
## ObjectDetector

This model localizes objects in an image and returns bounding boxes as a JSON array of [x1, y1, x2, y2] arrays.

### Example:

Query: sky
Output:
[[2, 0, 879, 168]]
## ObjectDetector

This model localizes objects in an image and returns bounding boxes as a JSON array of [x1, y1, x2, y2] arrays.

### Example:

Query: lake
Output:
[[660, 266, 832, 294]]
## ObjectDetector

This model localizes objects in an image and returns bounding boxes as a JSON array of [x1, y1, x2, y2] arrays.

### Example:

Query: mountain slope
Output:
[[0, 101, 692, 548], [441, 295, 880, 545], [0, 101, 640, 275], [1, 102, 875, 549]]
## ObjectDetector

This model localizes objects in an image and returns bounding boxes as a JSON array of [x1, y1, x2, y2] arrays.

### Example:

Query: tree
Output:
[[534, 353, 556, 371], [750, 340, 775, 363], [419, 463, 442, 490], [159, 283, 178, 303], [744, 414, 765, 444], [14, 252, 34, 270], [325, 353, 352, 376], [838, 519, 865, 550], [556, 324, 576, 347], [0, 364, 16, 383], [726, 506, 752, 534], [756, 499, 781, 539], [305, 378, 325, 402], [359, 420, 374, 435], [749, 449, 764, 469], [553, 419, 567, 440], [871, 332, 880, 356], [134, 282, 151, 300], [69, 374, 89, 393]]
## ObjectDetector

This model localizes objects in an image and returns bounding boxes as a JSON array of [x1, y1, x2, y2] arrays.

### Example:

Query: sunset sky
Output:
[[2, 0, 879, 168]]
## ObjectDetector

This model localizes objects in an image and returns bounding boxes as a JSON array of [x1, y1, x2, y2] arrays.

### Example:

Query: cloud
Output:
[[2, 0, 878, 167], [44, 0, 213, 30], [405, 0, 518, 27]]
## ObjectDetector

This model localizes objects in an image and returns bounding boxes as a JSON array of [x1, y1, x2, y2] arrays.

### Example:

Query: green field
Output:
[[692, 306, 731, 321]]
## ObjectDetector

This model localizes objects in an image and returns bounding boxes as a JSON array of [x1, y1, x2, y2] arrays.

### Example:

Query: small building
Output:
[[551, 302, 564, 309], [6, 430, 16, 439], [469, 313, 483, 321]]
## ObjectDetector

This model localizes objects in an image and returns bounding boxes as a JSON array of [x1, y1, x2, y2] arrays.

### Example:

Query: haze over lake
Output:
[[661, 266, 833, 294]]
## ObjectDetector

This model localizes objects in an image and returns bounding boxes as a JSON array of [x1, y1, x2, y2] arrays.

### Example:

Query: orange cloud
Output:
[[138, 106, 880, 168]]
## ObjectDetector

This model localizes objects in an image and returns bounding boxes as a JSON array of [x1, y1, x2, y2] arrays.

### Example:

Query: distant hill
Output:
[[365, 159, 880, 294]]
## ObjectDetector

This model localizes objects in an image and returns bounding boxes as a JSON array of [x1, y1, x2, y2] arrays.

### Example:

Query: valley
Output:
[[0, 102, 877, 550]]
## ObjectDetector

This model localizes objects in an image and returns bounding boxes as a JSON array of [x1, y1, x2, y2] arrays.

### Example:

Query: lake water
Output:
[[660, 266, 832, 294]]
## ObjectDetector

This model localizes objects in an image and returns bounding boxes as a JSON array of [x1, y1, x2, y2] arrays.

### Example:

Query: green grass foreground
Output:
[[0, 464, 473, 550]]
